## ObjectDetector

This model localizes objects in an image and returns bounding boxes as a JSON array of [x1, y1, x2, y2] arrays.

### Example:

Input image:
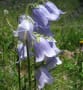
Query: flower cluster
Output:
[[14, 1, 65, 89]]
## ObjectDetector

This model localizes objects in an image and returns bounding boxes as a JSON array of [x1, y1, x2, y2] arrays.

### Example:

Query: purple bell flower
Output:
[[34, 22, 53, 36], [32, 5, 49, 27], [36, 67, 53, 89], [14, 15, 35, 42], [33, 4, 62, 26], [46, 56, 62, 70], [33, 37, 56, 62], [45, 1, 65, 20]]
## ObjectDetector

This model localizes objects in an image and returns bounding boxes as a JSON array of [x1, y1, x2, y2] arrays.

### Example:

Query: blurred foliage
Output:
[[0, 0, 83, 90]]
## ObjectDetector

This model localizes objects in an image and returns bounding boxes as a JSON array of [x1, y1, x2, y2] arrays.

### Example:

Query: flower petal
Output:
[[46, 57, 57, 70], [16, 16, 34, 42], [34, 23, 53, 36], [34, 37, 56, 62], [45, 1, 65, 20], [56, 57, 62, 65], [49, 42, 61, 55], [36, 67, 53, 89], [46, 56, 62, 70], [32, 6, 48, 27], [34, 42, 44, 62], [17, 42, 27, 60]]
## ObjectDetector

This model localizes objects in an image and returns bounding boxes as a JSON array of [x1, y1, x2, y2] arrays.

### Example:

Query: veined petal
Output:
[[46, 56, 62, 70], [34, 22, 53, 36], [16, 16, 34, 42], [18, 20, 34, 32], [32, 5, 48, 27], [45, 1, 64, 15], [39, 38, 56, 57], [38, 5, 62, 21], [49, 42, 61, 55], [45, 1, 65, 20], [34, 42, 44, 62], [17, 42, 27, 60], [46, 57, 57, 70], [34, 37, 56, 62], [36, 67, 53, 89]]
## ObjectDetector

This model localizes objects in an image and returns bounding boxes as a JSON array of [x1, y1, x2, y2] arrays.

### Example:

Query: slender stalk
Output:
[[26, 39, 32, 90], [22, 76, 27, 90], [17, 56, 21, 90], [34, 56, 36, 90]]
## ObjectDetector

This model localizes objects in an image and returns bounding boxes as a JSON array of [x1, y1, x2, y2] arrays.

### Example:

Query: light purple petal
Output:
[[46, 57, 57, 70], [34, 22, 53, 36], [34, 37, 56, 62], [16, 19, 34, 42], [49, 42, 61, 55], [46, 56, 62, 70], [32, 6, 48, 27], [45, 1, 65, 20], [38, 5, 59, 21], [36, 67, 53, 89], [17, 42, 27, 60], [34, 41, 44, 62]]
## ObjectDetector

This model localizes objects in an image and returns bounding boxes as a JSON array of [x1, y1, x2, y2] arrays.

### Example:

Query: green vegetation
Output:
[[0, 0, 83, 90]]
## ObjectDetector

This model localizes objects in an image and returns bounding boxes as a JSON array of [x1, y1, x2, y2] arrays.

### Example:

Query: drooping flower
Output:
[[36, 67, 53, 89], [34, 22, 53, 36], [45, 1, 65, 20], [32, 5, 48, 27], [33, 4, 63, 27], [46, 56, 62, 70], [14, 15, 35, 42], [33, 37, 56, 62]]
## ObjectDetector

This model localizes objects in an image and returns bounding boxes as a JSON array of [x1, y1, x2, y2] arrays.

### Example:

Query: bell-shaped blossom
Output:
[[33, 4, 63, 27], [36, 67, 53, 89], [14, 15, 35, 42], [45, 1, 65, 20], [17, 41, 27, 60], [46, 57, 62, 70], [49, 42, 61, 55], [34, 22, 53, 36], [33, 37, 56, 62], [32, 5, 49, 27]]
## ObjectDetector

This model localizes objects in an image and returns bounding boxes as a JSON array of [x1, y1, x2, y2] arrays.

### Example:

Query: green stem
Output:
[[17, 56, 21, 90], [34, 57, 36, 90], [26, 39, 32, 90]]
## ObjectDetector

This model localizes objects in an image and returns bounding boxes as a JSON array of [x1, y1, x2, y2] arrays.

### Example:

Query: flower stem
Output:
[[26, 39, 32, 90], [17, 56, 21, 90], [34, 56, 37, 90]]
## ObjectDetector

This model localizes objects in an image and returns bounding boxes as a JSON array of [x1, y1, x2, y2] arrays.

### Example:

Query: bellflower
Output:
[[45, 1, 65, 20], [33, 4, 62, 27], [36, 67, 53, 89], [32, 5, 48, 27], [14, 15, 35, 42], [46, 56, 62, 70], [34, 22, 53, 36], [33, 37, 56, 62]]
